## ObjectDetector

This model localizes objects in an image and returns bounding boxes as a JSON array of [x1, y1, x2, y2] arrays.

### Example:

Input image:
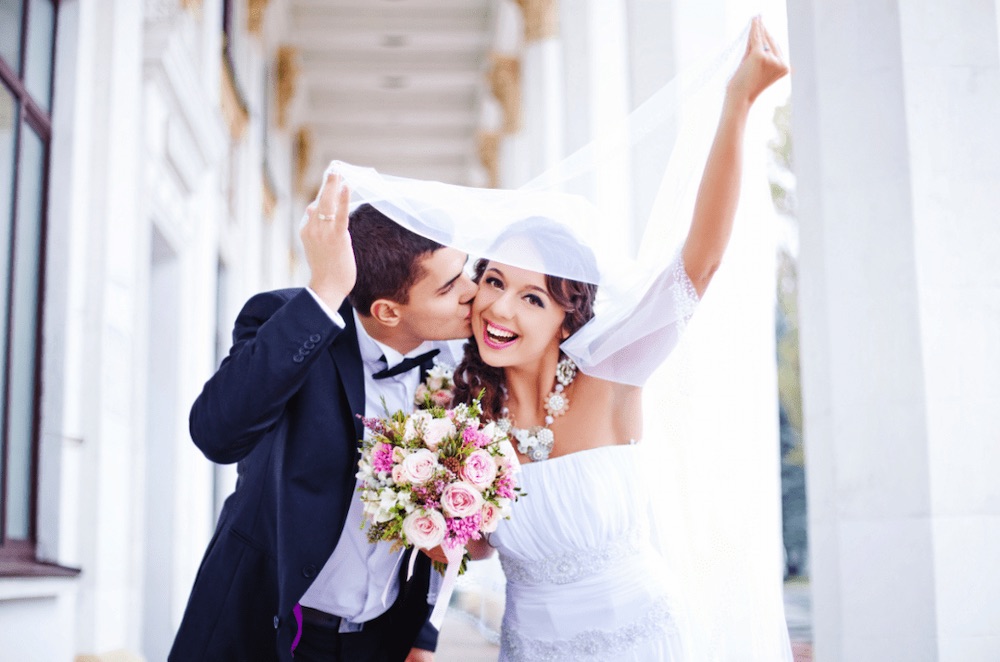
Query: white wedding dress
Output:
[[491, 444, 685, 662]]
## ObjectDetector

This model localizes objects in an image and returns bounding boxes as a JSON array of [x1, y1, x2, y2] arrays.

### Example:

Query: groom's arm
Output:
[[192, 172, 356, 464], [189, 289, 344, 464]]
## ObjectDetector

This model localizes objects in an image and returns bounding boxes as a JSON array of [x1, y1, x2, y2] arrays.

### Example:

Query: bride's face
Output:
[[472, 261, 567, 369]]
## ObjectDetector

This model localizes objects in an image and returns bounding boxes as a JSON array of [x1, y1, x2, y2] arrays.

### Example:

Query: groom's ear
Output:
[[369, 299, 403, 328]]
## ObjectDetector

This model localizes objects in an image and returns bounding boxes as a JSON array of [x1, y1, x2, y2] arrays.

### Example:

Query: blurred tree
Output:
[[770, 98, 808, 578]]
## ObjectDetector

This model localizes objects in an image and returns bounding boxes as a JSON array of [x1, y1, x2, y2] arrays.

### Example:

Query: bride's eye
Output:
[[484, 276, 503, 289], [525, 294, 544, 308]]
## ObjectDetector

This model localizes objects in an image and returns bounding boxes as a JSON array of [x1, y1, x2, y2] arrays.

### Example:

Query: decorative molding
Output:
[[515, 0, 558, 42], [220, 55, 249, 141], [295, 128, 313, 195], [489, 54, 522, 134], [247, 0, 270, 35], [143, 21, 227, 182], [477, 131, 501, 188], [275, 46, 300, 130]]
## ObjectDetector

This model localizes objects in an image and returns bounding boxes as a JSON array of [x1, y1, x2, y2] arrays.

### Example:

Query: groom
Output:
[[169, 173, 477, 661]]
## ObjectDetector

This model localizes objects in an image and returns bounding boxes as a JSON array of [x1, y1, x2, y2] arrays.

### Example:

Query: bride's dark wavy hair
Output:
[[453, 219, 599, 420]]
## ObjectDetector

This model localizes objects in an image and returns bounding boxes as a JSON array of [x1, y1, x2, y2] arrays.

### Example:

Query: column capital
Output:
[[295, 127, 313, 196], [488, 54, 522, 134], [220, 56, 249, 141], [247, 0, 271, 35], [275, 46, 300, 130], [515, 0, 558, 42], [477, 131, 501, 188]]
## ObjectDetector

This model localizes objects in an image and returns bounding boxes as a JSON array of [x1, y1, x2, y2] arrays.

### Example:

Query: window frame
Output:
[[0, 0, 64, 574]]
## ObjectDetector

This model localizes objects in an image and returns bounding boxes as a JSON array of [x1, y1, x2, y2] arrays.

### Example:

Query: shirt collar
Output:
[[352, 308, 435, 372]]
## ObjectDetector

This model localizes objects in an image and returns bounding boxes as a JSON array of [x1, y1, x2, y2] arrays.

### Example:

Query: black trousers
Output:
[[292, 607, 409, 662]]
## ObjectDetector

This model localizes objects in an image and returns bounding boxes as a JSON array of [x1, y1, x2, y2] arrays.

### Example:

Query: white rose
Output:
[[401, 449, 438, 485], [496, 439, 520, 473], [422, 417, 456, 451], [480, 421, 499, 442], [402, 509, 447, 550]]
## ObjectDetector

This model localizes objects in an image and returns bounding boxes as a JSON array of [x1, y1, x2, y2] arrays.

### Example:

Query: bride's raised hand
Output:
[[726, 16, 789, 107]]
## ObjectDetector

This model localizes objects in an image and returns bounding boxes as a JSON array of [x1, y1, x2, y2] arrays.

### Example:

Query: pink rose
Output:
[[441, 481, 484, 519], [401, 449, 438, 485], [414, 383, 431, 405], [402, 509, 446, 550], [391, 464, 406, 484], [480, 502, 501, 533], [422, 417, 456, 451], [431, 390, 454, 408], [462, 449, 498, 490]]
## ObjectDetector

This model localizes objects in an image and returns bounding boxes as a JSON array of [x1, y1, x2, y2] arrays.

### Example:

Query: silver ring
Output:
[[317, 213, 335, 221], [763, 45, 770, 51]]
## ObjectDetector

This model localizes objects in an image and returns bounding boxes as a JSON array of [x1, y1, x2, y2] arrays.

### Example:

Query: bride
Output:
[[329, 16, 790, 661], [445, 17, 789, 661]]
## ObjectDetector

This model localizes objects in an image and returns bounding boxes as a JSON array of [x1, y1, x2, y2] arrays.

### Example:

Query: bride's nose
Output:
[[488, 291, 515, 319]]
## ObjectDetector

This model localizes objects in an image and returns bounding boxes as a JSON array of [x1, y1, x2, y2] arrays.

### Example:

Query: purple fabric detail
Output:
[[291, 603, 303, 656]]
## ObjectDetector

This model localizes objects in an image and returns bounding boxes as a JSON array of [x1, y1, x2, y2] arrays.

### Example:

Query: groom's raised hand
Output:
[[302, 172, 356, 310]]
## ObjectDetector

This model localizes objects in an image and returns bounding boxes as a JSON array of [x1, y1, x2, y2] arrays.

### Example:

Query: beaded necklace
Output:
[[496, 357, 578, 462]]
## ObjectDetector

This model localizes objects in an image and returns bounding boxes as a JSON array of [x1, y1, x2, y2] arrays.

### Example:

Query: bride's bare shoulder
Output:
[[575, 371, 641, 399]]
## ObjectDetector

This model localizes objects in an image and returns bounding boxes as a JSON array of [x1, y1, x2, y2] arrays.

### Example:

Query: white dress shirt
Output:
[[299, 304, 436, 627]]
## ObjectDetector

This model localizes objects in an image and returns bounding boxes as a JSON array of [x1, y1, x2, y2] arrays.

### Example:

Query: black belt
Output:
[[298, 606, 344, 630]]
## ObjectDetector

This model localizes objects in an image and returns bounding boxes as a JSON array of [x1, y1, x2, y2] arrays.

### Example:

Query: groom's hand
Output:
[[405, 648, 434, 662], [302, 172, 356, 310]]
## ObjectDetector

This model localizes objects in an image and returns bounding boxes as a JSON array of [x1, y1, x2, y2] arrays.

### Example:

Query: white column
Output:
[[789, 0, 1000, 659], [559, 0, 633, 249], [520, 33, 564, 178], [71, 0, 147, 654]]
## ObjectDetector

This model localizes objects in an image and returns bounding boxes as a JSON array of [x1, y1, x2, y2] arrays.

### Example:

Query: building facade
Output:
[[0, 1, 801, 659]]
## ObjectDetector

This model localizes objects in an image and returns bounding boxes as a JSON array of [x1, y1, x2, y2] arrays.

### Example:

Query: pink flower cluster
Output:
[[462, 426, 491, 448], [445, 512, 483, 549], [370, 442, 395, 474]]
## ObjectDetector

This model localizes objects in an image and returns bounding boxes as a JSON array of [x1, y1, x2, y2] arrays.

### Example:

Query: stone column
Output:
[[514, 0, 564, 181], [789, 1, 1000, 659]]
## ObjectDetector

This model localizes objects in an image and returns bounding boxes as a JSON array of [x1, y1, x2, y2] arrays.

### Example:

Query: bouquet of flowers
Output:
[[356, 397, 521, 575]]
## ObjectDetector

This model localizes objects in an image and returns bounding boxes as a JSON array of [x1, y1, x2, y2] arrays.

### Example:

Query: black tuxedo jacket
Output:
[[169, 289, 435, 661]]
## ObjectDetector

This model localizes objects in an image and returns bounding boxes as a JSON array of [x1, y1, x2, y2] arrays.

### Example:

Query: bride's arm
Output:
[[682, 16, 789, 296], [562, 18, 788, 387]]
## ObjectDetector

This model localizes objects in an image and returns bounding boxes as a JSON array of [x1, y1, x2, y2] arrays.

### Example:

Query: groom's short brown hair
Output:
[[348, 203, 443, 316]]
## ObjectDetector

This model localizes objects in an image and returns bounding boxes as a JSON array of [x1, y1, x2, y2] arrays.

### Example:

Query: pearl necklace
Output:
[[496, 358, 577, 462]]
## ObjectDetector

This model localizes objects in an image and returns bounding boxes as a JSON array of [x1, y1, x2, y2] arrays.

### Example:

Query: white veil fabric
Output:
[[323, 19, 792, 662]]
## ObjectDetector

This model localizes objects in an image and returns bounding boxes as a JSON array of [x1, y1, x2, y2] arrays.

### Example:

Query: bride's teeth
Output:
[[487, 323, 515, 339]]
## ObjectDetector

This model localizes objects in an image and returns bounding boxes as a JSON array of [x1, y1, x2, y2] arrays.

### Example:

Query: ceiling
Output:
[[288, 0, 496, 185]]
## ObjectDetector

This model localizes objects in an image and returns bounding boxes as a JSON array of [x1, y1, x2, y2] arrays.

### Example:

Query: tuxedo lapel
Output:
[[329, 302, 365, 440]]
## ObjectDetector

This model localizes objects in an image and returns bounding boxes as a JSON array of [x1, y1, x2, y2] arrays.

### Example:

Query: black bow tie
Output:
[[372, 349, 440, 380]]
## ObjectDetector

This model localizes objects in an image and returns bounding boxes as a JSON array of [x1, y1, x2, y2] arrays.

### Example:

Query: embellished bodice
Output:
[[491, 445, 681, 661]]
